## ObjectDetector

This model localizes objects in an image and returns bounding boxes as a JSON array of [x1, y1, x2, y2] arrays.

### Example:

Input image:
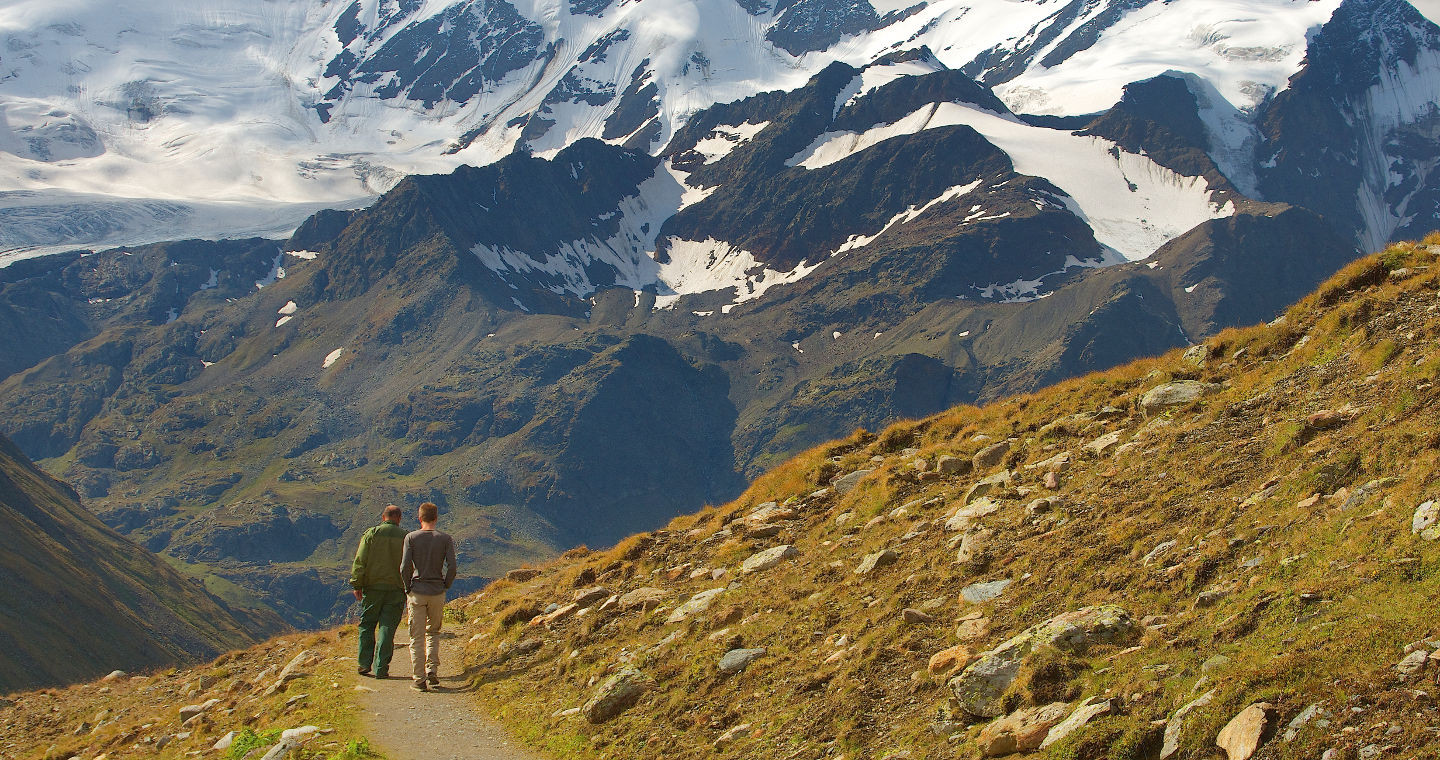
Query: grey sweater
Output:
[[401, 529, 457, 596]]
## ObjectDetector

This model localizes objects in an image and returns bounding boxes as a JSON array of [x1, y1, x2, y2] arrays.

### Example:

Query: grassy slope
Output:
[[449, 237, 1440, 759], [0, 434, 285, 693], [0, 629, 373, 760]]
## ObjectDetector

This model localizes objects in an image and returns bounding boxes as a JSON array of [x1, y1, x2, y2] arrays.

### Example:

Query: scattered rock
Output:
[[977, 702, 1070, 756], [1027, 452, 1072, 473], [961, 579, 1011, 604], [259, 739, 300, 760], [856, 549, 899, 575], [1083, 431, 1124, 456], [1161, 689, 1217, 758], [1216, 702, 1276, 760], [1201, 654, 1232, 673], [1142, 539, 1177, 565], [715, 723, 752, 745], [949, 606, 1136, 718], [946, 497, 1001, 532], [973, 441, 1011, 471], [263, 650, 316, 696], [1412, 501, 1440, 540], [1396, 649, 1429, 677], [213, 731, 236, 751], [956, 528, 992, 566], [937, 455, 971, 476], [928, 645, 976, 678], [718, 648, 766, 674], [1041, 697, 1114, 749], [667, 588, 726, 624], [740, 545, 797, 574], [902, 608, 935, 624], [1184, 344, 1209, 366], [1043, 471, 1060, 490], [505, 568, 542, 582], [1140, 381, 1217, 415], [964, 471, 1013, 504], [619, 587, 670, 612], [956, 616, 992, 643], [101, 670, 126, 682], [1282, 703, 1328, 742], [581, 667, 650, 723], [832, 469, 875, 494], [178, 698, 219, 722], [280, 726, 319, 741], [573, 586, 611, 608]]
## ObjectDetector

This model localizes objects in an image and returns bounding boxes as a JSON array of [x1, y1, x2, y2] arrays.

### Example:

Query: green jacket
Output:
[[350, 522, 406, 590]]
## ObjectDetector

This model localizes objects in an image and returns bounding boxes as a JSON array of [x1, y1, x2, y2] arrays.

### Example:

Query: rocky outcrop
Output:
[[948, 606, 1137, 718]]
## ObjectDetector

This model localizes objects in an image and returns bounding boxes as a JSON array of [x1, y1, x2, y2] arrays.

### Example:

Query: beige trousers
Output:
[[407, 592, 445, 681]]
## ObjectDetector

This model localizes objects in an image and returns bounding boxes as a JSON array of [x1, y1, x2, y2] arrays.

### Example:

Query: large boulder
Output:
[[666, 587, 726, 624], [1139, 381, 1218, 415], [581, 667, 650, 723], [948, 606, 1136, 718], [740, 545, 797, 574], [1216, 702, 1276, 760]]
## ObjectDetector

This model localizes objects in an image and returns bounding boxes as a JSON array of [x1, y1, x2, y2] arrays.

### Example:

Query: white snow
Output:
[[1184, 284, 1199, 293], [832, 331, 841, 339], [691, 121, 770, 164], [275, 315, 294, 327], [653, 237, 821, 310], [199, 268, 220, 290], [277, 301, 298, 315], [165, 307, 179, 324], [789, 102, 1234, 260], [286, 250, 320, 260], [321, 347, 343, 369], [0, 0, 1347, 263], [254, 249, 286, 289], [831, 181, 982, 254]]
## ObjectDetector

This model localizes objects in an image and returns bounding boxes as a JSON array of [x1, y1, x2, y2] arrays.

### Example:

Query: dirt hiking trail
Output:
[[356, 633, 544, 760]]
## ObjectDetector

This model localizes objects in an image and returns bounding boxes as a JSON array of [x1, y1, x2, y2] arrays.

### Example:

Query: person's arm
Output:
[[444, 534, 457, 590], [350, 527, 371, 600], [400, 533, 415, 593]]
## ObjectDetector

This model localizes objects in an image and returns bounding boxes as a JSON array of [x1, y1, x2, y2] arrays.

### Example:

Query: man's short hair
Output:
[[418, 502, 438, 523], [381, 504, 402, 523]]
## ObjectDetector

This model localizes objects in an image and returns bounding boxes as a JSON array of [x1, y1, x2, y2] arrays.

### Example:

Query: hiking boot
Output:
[[427, 674, 439, 686], [357, 667, 372, 677], [411, 680, 429, 692], [373, 670, 388, 679]]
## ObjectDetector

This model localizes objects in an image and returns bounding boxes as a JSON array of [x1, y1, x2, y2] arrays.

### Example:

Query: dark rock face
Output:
[[168, 504, 341, 564], [1078, 74, 1232, 194], [323, 0, 545, 108], [963, 0, 1153, 86], [1257, 0, 1440, 251], [766, 0, 924, 56]]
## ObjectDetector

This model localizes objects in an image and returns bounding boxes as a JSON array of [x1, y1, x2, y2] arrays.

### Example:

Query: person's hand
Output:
[[353, 589, 363, 601]]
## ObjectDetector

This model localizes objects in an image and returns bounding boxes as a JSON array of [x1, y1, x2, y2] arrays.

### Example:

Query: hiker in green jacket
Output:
[[351, 504, 406, 678]]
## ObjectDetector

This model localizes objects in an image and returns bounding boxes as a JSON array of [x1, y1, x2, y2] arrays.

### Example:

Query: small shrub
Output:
[[229, 728, 282, 760]]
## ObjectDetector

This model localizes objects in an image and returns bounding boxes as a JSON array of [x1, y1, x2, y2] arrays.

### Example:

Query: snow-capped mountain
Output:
[[3, 0, 1424, 268]]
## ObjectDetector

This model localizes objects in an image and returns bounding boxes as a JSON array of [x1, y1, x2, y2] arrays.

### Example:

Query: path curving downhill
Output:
[[355, 633, 544, 760]]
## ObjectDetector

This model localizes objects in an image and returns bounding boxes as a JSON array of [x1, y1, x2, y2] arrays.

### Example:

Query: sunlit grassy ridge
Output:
[[455, 234, 1440, 759]]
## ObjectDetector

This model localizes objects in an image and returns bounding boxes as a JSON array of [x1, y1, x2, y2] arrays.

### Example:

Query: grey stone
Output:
[[1216, 702, 1275, 760], [1282, 703, 1326, 742], [718, 648, 765, 674], [740, 544, 797, 574], [1041, 697, 1113, 749], [856, 549, 899, 575], [946, 497, 1001, 532], [964, 471, 1013, 504], [618, 587, 669, 611], [573, 586, 611, 608], [260, 738, 300, 760], [902, 608, 935, 624], [581, 667, 650, 723], [1083, 430, 1123, 456], [1396, 649, 1428, 677], [667, 587, 726, 623], [1413, 500, 1440, 540], [1143, 540, 1177, 565], [1161, 689, 1217, 758], [973, 440, 1011, 471], [936, 455, 971, 476], [1140, 381, 1217, 414], [505, 568, 542, 582], [961, 579, 1012, 603], [832, 469, 875, 494]]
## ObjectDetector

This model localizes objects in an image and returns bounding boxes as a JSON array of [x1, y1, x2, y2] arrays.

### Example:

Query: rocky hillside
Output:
[[445, 238, 1440, 759], [0, 430, 284, 693]]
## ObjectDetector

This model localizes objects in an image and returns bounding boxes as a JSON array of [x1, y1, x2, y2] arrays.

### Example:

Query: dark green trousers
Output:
[[357, 588, 406, 675]]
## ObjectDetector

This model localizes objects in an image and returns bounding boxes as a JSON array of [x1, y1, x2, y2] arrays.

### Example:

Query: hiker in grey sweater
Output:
[[400, 501, 457, 691]]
